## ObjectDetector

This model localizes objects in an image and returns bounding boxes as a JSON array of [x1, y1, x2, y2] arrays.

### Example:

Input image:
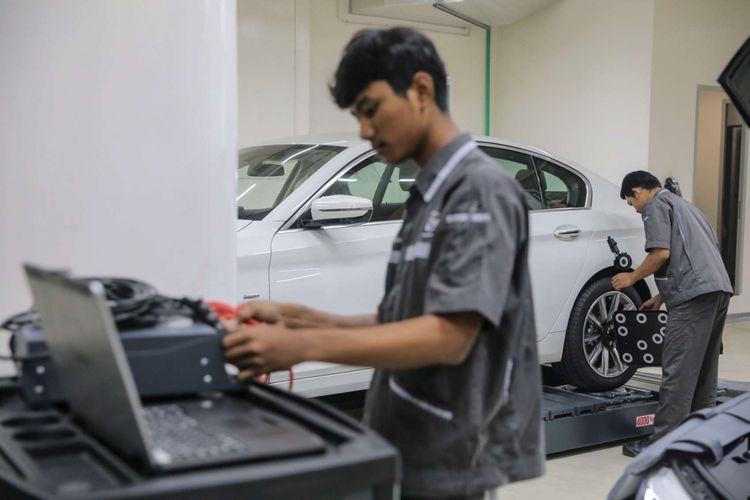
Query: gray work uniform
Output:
[[363, 134, 545, 497], [641, 189, 733, 438]]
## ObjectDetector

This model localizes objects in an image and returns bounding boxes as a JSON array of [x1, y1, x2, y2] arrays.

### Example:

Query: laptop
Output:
[[24, 264, 325, 473]]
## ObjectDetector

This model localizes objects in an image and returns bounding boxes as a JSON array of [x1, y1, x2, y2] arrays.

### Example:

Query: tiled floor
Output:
[[499, 318, 750, 499]]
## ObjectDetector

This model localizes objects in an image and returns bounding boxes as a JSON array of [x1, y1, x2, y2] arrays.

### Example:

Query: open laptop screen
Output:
[[24, 265, 153, 465]]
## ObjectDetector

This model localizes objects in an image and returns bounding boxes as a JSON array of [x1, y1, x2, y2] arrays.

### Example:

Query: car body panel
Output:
[[526, 208, 594, 340], [236, 134, 655, 395], [270, 222, 400, 315]]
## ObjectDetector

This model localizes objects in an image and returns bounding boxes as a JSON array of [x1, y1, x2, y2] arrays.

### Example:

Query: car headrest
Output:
[[398, 161, 420, 192], [515, 169, 537, 190]]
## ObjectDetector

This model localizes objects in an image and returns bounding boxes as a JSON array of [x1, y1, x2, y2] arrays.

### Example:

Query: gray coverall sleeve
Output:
[[643, 200, 672, 252], [424, 177, 523, 329]]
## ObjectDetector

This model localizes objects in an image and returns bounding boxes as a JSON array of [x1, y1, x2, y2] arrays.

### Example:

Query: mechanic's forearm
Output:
[[631, 249, 670, 282], [280, 303, 377, 329], [334, 313, 379, 328], [297, 314, 480, 369]]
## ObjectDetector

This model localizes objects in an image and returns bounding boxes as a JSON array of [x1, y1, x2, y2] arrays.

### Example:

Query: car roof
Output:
[[246, 132, 364, 149], [244, 132, 557, 158], [239, 132, 620, 194]]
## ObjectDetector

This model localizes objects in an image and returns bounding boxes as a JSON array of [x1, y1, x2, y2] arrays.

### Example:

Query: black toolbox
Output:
[[0, 379, 400, 499]]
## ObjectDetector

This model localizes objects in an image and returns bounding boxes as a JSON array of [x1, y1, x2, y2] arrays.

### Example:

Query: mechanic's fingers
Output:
[[222, 331, 248, 349], [236, 301, 281, 323], [224, 341, 259, 361], [220, 317, 239, 333], [225, 354, 251, 367], [238, 369, 258, 382]]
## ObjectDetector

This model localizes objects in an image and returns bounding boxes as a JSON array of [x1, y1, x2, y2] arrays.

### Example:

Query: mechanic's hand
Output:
[[640, 294, 664, 311], [611, 272, 636, 291], [236, 300, 285, 325], [220, 317, 240, 334], [237, 301, 329, 329], [222, 322, 306, 381]]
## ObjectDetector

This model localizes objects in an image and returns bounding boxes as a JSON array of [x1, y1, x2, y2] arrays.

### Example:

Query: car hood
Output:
[[236, 219, 253, 232]]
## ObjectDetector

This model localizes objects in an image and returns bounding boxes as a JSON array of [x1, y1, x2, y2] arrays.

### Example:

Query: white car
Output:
[[237, 134, 655, 396]]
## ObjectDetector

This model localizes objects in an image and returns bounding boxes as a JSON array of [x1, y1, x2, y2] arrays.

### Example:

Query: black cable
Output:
[[0, 310, 40, 334], [77, 277, 160, 328], [1, 277, 216, 362]]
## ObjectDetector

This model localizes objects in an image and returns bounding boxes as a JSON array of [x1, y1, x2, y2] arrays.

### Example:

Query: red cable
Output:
[[207, 301, 294, 391]]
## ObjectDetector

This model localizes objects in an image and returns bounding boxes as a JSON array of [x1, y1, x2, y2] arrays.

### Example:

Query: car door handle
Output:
[[243, 293, 260, 300], [553, 225, 581, 240]]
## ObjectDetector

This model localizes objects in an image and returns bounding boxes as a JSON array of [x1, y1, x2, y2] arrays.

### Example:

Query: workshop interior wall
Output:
[[237, 0, 487, 146], [237, 0, 297, 147], [308, 0, 486, 136], [0, 1, 238, 373], [648, 0, 750, 313], [490, 0, 656, 185]]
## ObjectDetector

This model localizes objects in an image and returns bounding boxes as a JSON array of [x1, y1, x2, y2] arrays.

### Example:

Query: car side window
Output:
[[479, 146, 544, 210], [321, 156, 411, 222], [534, 157, 587, 209]]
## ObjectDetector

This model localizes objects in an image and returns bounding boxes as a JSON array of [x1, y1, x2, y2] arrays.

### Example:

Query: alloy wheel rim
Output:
[[582, 291, 637, 378]]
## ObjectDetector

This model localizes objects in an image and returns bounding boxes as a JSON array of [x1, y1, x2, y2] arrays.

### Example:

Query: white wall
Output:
[[236, 0, 487, 145], [647, 0, 750, 313], [309, 0, 486, 135], [491, 0, 656, 184], [237, 0, 299, 147], [0, 0, 237, 340]]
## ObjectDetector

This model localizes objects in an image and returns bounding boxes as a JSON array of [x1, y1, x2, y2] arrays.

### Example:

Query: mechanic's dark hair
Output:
[[620, 171, 662, 199], [329, 27, 448, 112]]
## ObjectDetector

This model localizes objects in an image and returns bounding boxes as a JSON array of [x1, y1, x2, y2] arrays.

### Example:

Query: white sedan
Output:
[[236, 134, 655, 396]]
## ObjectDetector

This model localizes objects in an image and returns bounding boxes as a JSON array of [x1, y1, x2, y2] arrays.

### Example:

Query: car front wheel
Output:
[[553, 277, 642, 391]]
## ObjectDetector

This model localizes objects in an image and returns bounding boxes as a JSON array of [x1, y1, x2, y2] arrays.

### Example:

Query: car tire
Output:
[[553, 277, 642, 391]]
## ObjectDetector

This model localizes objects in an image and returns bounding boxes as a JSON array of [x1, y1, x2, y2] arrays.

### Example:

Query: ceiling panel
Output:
[[350, 0, 560, 28]]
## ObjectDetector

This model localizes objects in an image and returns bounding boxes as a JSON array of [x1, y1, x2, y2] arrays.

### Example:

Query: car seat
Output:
[[398, 161, 419, 192], [381, 161, 419, 221], [515, 169, 544, 210]]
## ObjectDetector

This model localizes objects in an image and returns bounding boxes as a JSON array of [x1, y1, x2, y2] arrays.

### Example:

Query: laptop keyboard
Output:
[[143, 404, 249, 465]]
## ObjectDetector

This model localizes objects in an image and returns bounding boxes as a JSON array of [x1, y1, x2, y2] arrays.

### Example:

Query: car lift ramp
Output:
[[320, 373, 749, 456], [544, 372, 750, 455]]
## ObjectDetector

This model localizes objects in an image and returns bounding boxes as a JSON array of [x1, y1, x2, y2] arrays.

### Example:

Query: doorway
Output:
[[720, 101, 744, 288], [694, 87, 746, 291]]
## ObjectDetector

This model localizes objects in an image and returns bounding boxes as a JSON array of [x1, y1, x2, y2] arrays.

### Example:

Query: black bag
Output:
[[609, 391, 750, 500]]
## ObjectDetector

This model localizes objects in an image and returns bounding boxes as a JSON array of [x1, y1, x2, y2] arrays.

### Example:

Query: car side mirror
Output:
[[300, 195, 373, 228]]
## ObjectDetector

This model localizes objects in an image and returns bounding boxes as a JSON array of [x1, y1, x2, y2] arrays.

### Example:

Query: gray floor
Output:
[[498, 318, 750, 499]]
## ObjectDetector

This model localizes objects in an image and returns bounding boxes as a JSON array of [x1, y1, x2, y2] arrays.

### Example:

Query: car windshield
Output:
[[237, 144, 344, 220]]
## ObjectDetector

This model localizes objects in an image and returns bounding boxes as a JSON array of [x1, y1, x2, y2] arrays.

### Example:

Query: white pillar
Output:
[[0, 1, 238, 370]]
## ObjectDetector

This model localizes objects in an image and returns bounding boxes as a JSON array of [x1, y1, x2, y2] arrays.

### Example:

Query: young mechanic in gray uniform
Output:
[[611, 171, 733, 457], [222, 27, 544, 499]]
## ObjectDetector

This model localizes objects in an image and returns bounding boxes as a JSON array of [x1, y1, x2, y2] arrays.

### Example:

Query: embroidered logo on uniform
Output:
[[443, 201, 491, 225], [445, 212, 491, 224], [423, 210, 441, 233]]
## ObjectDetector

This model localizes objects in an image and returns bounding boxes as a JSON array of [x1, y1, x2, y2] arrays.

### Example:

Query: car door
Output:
[[267, 155, 411, 394], [479, 145, 593, 341], [269, 154, 410, 314]]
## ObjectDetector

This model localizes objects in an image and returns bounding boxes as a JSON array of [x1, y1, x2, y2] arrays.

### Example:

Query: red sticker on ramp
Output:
[[635, 414, 655, 428]]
